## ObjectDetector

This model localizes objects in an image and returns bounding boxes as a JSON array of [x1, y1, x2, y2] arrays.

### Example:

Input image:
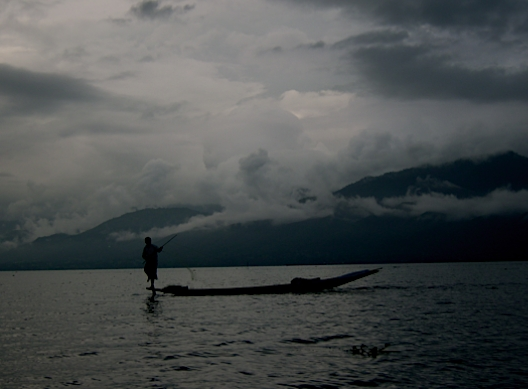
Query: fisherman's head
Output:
[[145, 237, 152, 244]]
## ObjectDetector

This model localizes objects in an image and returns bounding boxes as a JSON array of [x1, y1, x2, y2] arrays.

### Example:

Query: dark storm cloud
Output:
[[0, 63, 102, 115], [278, 0, 528, 38], [349, 44, 528, 102], [130, 1, 195, 20], [0, 63, 183, 122], [352, 0, 528, 37], [271, 1, 528, 102], [357, 0, 526, 36]]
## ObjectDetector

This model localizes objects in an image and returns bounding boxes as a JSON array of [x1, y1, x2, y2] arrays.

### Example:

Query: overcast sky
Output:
[[1, 0, 528, 244]]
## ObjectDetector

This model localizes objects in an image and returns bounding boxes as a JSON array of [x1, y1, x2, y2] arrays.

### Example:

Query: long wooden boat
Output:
[[157, 268, 380, 296]]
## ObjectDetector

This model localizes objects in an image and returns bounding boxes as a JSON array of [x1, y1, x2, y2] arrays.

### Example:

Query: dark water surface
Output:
[[1, 262, 527, 388]]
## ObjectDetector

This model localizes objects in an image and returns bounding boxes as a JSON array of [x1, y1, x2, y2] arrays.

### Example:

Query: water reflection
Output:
[[144, 296, 162, 316]]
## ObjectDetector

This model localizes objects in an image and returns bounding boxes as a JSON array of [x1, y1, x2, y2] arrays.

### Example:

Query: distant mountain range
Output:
[[1, 151, 527, 270], [335, 151, 528, 199]]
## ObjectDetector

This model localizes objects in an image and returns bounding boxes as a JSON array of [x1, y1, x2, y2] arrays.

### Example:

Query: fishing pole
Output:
[[160, 234, 178, 248]]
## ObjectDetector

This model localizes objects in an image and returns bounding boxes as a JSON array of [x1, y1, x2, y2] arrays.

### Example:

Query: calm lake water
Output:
[[1, 262, 527, 388]]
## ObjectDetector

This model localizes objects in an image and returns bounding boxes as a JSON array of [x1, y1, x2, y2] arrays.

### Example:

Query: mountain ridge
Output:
[[1, 151, 526, 270], [335, 151, 528, 200]]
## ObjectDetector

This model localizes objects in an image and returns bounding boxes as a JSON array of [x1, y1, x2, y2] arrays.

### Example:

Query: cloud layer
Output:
[[1, 0, 527, 246]]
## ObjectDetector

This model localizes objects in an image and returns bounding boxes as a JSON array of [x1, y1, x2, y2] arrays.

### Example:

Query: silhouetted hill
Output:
[[171, 213, 528, 266], [335, 151, 528, 200], [3, 207, 210, 270], [1, 152, 526, 270]]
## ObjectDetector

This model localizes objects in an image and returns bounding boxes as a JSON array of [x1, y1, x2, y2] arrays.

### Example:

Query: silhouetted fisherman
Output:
[[142, 236, 163, 293]]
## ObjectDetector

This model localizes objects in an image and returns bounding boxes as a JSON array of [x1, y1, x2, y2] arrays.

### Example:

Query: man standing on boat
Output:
[[142, 237, 163, 293]]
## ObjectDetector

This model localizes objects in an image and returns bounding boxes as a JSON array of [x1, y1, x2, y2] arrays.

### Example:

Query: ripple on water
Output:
[[1, 264, 528, 388]]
